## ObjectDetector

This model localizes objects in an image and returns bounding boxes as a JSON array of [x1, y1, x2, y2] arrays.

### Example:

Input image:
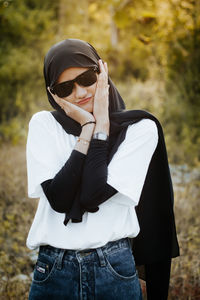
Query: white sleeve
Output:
[[107, 119, 158, 207], [26, 111, 62, 198]]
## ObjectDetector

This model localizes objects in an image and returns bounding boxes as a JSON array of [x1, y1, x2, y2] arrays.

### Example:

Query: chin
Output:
[[83, 103, 93, 113]]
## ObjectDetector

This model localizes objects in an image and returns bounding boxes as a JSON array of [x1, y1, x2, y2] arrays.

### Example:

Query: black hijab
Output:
[[44, 39, 179, 266]]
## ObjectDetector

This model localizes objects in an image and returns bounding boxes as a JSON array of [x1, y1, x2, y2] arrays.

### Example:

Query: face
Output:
[[56, 67, 98, 113]]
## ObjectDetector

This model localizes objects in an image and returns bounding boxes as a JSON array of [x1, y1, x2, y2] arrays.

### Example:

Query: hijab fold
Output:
[[44, 39, 179, 267]]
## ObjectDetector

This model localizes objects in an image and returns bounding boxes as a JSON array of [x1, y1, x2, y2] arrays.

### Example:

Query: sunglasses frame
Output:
[[50, 66, 99, 98]]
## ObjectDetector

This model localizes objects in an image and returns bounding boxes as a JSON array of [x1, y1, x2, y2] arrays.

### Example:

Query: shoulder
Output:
[[27, 111, 61, 141], [127, 119, 158, 138], [28, 110, 59, 132], [29, 110, 53, 125], [112, 110, 160, 137]]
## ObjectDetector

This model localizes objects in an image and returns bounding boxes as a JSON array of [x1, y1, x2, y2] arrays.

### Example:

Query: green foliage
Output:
[[0, 0, 56, 122], [0, 117, 26, 144], [159, 0, 200, 165]]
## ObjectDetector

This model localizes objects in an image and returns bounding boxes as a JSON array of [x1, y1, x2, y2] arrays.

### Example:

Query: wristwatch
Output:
[[93, 132, 109, 141]]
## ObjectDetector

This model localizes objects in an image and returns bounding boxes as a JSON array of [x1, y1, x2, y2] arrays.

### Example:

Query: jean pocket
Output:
[[33, 253, 57, 284], [105, 247, 137, 281]]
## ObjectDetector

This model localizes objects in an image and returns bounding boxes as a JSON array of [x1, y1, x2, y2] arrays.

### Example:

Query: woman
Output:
[[26, 38, 179, 300]]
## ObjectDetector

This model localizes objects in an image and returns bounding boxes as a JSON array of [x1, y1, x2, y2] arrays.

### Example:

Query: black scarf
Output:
[[44, 39, 179, 266]]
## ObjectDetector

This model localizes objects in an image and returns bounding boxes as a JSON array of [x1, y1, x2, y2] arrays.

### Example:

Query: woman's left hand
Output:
[[93, 59, 110, 125]]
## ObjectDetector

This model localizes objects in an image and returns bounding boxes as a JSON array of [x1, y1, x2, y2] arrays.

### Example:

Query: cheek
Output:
[[62, 96, 74, 103], [88, 82, 97, 95]]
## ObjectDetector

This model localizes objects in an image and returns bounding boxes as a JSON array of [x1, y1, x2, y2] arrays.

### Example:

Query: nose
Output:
[[74, 82, 87, 98]]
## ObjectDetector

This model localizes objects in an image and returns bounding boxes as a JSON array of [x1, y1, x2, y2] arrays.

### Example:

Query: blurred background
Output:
[[0, 0, 199, 299]]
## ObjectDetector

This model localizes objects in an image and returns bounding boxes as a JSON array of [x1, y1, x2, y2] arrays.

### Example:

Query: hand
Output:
[[47, 87, 95, 125], [93, 59, 110, 123]]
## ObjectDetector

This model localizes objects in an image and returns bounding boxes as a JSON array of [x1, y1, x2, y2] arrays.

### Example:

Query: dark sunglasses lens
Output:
[[53, 82, 73, 98], [52, 69, 97, 98], [77, 70, 97, 86]]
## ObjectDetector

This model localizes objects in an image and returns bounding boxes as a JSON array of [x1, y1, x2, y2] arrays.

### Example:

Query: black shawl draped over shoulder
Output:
[[43, 38, 179, 268]]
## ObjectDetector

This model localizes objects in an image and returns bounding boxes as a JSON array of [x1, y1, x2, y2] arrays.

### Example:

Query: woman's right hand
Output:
[[47, 87, 95, 126]]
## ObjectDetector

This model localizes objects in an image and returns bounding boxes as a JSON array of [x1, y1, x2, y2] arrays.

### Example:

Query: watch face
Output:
[[93, 132, 108, 141], [99, 133, 106, 140]]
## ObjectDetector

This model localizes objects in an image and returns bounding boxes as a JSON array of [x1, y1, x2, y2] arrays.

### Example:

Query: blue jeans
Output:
[[28, 237, 143, 300]]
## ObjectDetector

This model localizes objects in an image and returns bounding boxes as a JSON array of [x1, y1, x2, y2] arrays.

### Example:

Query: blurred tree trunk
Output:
[[109, 5, 118, 47], [57, 0, 66, 39]]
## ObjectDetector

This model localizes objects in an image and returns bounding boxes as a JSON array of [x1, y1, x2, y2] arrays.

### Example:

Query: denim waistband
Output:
[[39, 237, 132, 266]]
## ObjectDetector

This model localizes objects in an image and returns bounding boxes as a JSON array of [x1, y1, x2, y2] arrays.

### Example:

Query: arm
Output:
[[51, 138, 117, 225], [41, 150, 85, 213], [79, 59, 113, 210], [40, 117, 96, 213], [79, 139, 117, 211], [79, 120, 158, 210], [107, 119, 158, 207], [62, 139, 117, 225], [40, 89, 96, 212], [42, 139, 117, 214]]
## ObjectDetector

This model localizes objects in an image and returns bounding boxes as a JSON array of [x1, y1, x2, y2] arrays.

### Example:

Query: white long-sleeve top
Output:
[[26, 110, 158, 250]]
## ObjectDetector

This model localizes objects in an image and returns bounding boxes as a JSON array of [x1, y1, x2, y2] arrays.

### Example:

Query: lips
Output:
[[77, 96, 92, 105]]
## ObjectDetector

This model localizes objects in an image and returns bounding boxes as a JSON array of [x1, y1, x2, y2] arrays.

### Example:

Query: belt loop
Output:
[[127, 237, 132, 249], [56, 249, 66, 270], [96, 247, 106, 267]]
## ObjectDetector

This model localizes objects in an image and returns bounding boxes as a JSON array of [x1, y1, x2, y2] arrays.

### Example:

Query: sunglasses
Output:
[[50, 67, 99, 98]]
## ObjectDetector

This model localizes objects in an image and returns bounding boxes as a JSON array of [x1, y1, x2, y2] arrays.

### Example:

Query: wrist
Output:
[[95, 113, 109, 123], [80, 117, 95, 126], [75, 123, 95, 155], [81, 123, 95, 135], [81, 121, 96, 128], [94, 120, 110, 135]]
